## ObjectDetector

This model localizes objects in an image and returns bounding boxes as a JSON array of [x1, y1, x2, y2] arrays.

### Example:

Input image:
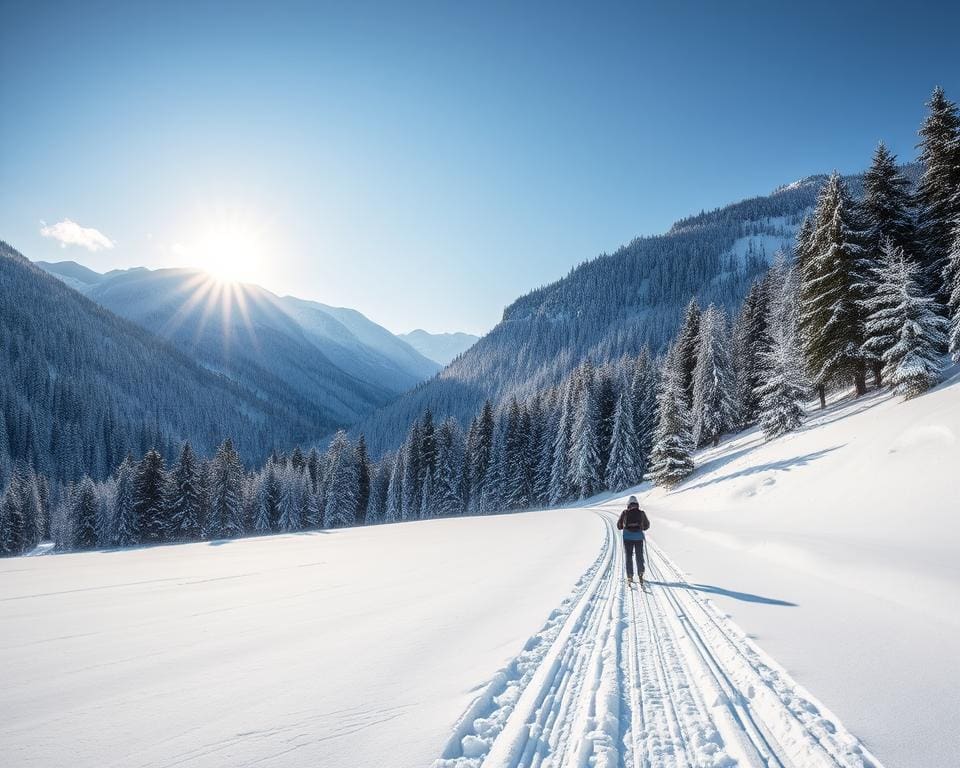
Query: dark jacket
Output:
[[617, 503, 650, 541]]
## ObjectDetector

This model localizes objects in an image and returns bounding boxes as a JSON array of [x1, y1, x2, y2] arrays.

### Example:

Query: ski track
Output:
[[433, 510, 885, 768]]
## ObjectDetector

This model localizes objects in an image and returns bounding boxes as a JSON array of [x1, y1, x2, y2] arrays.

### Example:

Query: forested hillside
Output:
[[0, 244, 333, 482], [356, 172, 849, 453]]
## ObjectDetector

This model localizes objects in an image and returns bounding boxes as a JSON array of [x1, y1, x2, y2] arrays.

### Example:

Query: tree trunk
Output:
[[818, 383, 826, 410], [712, 434, 720, 447], [854, 367, 867, 397], [872, 359, 882, 388]]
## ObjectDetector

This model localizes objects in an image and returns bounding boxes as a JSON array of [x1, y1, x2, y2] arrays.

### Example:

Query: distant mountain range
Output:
[[36, 261, 441, 427], [398, 329, 478, 365]]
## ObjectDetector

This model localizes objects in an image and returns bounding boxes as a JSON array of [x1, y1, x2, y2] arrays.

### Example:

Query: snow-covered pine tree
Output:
[[630, 348, 658, 475], [134, 449, 167, 543], [593, 367, 617, 480], [948, 225, 960, 361], [365, 453, 392, 525], [549, 381, 574, 505], [400, 422, 422, 520], [860, 142, 919, 385], [384, 445, 404, 523], [277, 464, 303, 531], [648, 345, 695, 488], [799, 172, 869, 405], [323, 430, 359, 528], [0, 480, 17, 556], [209, 438, 244, 539], [675, 298, 702, 408], [863, 242, 948, 399], [533, 394, 559, 507], [112, 456, 138, 547], [251, 473, 271, 534], [691, 304, 736, 447], [757, 258, 807, 439], [95, 474, 116, 547], [502, 398, 529, 511], [419, 468, 434, 519], [354, 435, 371, 525], [731, 277, 770, 428], [166, 442, 202, 541], [433, 418, 465, 516], [72, 476, 99, 550], [605, 387, 641, 492], [466, 401, 494, 514], [569, 364, 603, 499], [916, 87, 960, 299]]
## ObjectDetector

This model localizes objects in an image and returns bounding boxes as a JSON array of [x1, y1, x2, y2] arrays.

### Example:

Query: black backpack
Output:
[[624, 507, 649, 531]]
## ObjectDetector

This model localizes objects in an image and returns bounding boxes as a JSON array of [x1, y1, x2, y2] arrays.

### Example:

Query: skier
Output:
[[617, 496, 650, 584]]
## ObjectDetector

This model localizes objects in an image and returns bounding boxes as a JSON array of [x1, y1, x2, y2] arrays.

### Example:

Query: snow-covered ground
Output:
[[6, 375, 954, 767], [630, 365, 960, 768], [0, 510, 603, 768]]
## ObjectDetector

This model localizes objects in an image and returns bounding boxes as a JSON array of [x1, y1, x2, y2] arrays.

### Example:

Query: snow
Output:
[[5, 367, 952, 767], [628, 364, 960, 768], [0, 510, 603, 768]]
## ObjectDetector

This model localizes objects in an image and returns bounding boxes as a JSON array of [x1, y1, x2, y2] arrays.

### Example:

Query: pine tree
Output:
[[434, 419, 465, 517], [675, 298, 702, 407], [354, 435, 371, 525], [730, 279, 770, 428], [691, 304, 736, 447], [277, 465, 303, 531], [569, 365, 603, 499], [948, 225, 960, 361], [134, 449, 167, 543], [630, 348, 658, 475], [549, 382, 574, 505], [649, 347, 695, 488], [252, 473, 272, 534], [365, 453, 393, 524], [863, 243, 948, 399], [72, 476, 99, 550], [166, 442, 202, 541], [209, 438, 244, 539], [757, 260, 807, 439], [466, 401, 494, 514], [916, 87, 960, 298], [502, 398, 529, 510], [385, 446, 404, 523], [324, 431, 359, 528], [799, 173, 869, 404], [861, 142, 919, 385], [605, 388, 640, 492], [112, 456, 138, 547]]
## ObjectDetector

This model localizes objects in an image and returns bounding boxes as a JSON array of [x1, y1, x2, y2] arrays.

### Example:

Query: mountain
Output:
[[36, 262, 440, 426], [358, 166, 920, 455], [1, 243, 335, 482], [398, 329, 479, 365]]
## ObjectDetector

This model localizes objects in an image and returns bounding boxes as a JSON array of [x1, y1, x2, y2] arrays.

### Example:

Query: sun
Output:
[[191, 215, 264, 284]]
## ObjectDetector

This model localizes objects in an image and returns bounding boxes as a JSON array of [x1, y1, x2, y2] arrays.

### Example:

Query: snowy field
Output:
[[0, 510, 603, 768], [632, 365, 960, 768], [5, 375, 956, 768]]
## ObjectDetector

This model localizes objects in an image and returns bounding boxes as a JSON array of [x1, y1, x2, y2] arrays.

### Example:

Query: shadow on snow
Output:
[[648, 580, 797, 606]]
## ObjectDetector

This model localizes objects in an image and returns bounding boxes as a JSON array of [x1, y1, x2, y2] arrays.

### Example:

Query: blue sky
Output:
[[2, 1, 958, 335]]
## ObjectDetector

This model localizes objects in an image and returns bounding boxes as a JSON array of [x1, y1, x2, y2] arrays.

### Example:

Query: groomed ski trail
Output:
[[434, 510, 885, 768]]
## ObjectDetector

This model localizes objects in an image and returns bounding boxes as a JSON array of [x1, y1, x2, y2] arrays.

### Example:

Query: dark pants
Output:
[[623, 539, 645, 578]]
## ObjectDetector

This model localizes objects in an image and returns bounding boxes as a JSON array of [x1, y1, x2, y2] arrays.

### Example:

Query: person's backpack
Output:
[[624, 507, 650, 532]]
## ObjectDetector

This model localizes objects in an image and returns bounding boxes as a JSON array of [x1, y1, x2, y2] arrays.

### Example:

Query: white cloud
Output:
[[39, 219, 115, 251]]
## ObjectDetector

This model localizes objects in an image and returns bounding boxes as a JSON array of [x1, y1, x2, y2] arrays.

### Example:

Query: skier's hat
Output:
[[628, 495, 638, 504]]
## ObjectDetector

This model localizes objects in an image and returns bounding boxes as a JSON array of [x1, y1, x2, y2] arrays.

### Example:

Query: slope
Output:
[[0, 243, 330, 480], [629, 364, 960, 768]]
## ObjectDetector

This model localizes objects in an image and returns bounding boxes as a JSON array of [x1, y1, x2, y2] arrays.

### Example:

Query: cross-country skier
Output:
[[617, 496, 650, 584]]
